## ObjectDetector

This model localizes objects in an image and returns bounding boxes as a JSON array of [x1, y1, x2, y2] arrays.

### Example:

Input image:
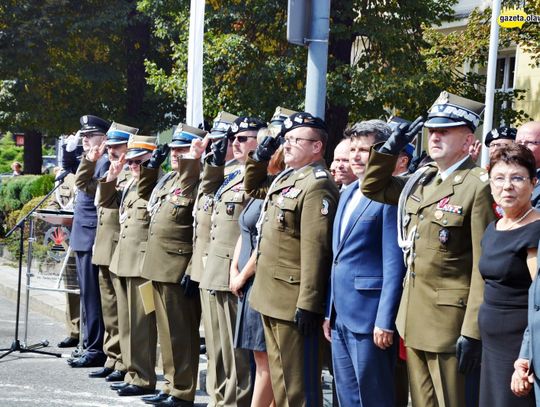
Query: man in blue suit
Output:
[[323, 120, 406, 407], [69, 115, 111, 367], [512, 239, 540, 400]]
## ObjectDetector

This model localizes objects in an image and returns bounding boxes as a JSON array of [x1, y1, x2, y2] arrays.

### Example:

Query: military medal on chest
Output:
[[167, 187, 183, 205], [436, 196, 463, 215], [226, 203, 235, 216]]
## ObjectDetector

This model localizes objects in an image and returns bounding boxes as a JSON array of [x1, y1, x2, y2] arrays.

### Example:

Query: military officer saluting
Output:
[[194, 116, 266, 407], [245, 112, 339, 407], [138, 124, 205, 407], [70, 115, 111, 368], [361, 92, 496, 407], [185, 111, 238, 407], [75, 122, 137, 382], [100, 135, 163, 397]]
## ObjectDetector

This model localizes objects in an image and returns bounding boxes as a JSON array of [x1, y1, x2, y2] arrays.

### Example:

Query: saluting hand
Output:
[[107, 153, 125, 182], [379, 116, 424, 155], [373, 327, 394, 350], [86, 141, 107, 162], [468, 139, 482, 162], [191, 135, 210, 160]]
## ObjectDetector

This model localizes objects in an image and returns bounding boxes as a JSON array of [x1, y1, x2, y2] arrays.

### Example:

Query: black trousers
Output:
[[75, 251, 105, 358]]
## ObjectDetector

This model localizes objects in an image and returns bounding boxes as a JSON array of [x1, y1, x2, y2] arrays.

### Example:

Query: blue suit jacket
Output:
[[519, 242, 540, 370], [326, 180, 405, 333], [70, 154, 109, 251]]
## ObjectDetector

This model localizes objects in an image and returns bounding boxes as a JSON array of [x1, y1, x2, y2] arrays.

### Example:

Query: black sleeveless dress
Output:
[[233, 198, 266, 351], [478, 219, 540, 407]]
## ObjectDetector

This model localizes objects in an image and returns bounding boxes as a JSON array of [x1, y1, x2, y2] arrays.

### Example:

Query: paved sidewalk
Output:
[[0, 254, 337, 406]]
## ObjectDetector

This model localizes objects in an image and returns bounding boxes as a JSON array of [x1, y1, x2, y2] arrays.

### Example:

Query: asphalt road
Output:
[[0, 295, 209, 407]]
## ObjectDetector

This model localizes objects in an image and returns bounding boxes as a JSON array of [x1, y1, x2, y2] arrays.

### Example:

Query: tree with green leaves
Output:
[[140, 0, 459, 155], [0, 0, 179, 173]]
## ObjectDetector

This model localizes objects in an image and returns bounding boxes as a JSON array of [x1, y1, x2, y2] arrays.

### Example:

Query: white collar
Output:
[[439, 155, 469, 181]]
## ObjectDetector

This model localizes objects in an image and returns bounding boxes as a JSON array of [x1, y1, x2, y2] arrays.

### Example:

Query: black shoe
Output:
[[158, 396, 194, 407], [117, 384, 154, 397], [70, 354, 106, 368], [105, 370, 126, 382], [110, 382, 129, 391], [71, 347, 84, 359], [199, 344, 206, 355], [57, 337, 79, 348], [142, 391, 168, 404], [88, 367, 114, 378]]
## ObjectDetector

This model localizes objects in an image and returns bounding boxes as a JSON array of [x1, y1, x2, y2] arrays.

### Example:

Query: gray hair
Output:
[[344, 120, 391, 143]]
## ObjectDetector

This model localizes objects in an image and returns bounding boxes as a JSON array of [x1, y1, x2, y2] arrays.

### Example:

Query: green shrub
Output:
[[0, 133, 23, 173], [2, 195, 48, 260]]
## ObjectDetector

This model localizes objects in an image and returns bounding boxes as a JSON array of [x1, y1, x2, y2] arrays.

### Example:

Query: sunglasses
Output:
[[127, 159, 144, 166], [228, 135, 257, 143]]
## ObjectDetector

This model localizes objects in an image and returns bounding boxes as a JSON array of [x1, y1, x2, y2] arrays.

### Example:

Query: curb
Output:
[[0, 280, 65, 323]]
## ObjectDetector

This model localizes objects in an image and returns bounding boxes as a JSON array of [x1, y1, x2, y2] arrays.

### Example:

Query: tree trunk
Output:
[[23, 130, 43, 174], [125, 3, 151, 130]]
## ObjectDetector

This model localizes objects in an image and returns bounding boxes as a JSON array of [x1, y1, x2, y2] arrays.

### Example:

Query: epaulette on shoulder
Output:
[[313, 167, 328, 179], [470, 166, 490, 183]]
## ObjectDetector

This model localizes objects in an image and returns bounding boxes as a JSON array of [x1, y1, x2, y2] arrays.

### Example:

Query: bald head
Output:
[[331, 139, 357, 186], [516, 121, 540, 168]]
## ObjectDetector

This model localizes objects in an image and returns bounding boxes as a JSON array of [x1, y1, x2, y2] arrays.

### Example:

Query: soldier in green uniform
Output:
[[245, 112, 339, 407], [186, 111, 238, 407], [194, 116, 266, 407], [138, 124, 205, 407], [99, 135, 162, 397], [361, 92, 497, 407], [75, 122, 137, 382]]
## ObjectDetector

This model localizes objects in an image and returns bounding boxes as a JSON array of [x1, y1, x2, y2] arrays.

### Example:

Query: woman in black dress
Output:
[[478, 144, 540, 407], [229, 144, 284, 407]]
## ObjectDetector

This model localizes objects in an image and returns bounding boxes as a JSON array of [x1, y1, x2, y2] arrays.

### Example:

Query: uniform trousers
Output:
[[331, 316, 396, 407], [262, 315, 323, 407], [65, 257, 80, 340], [127, 276, 157, 388], [200, 288, 221, 407], [153, 281, 201, 401], [406, 346, 465, 407], [214, 290, 251, 407], [74, 251, 104, 358], [110, 273, 130, 379], [98, 265, 125, 371], [112, 274, 157, 388]]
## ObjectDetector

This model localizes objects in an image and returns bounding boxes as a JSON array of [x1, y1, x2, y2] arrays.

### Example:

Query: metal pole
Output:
[[186, 0, 205, 127], [23, 217, 35, 346], [304, 0, 331, 119], [481, 0, 502, 168]]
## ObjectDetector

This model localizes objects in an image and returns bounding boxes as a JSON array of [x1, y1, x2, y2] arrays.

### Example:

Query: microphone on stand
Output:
[[55, 170, 71, 183]]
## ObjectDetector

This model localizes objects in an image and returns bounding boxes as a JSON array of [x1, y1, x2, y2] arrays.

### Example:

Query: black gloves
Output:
[[180, 274, 199, 298], [146, 144, 170, 169], [209, 137, 228, 167], [456, 335, 482, 374], [407, 150, 428, 174], [294, 308, 321, 336], [252, 135, 281, 162], [379, 116, 424, 155]]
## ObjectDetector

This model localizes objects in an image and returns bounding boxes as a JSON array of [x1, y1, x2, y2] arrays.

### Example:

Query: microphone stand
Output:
[[0, 175, 69, 359]]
